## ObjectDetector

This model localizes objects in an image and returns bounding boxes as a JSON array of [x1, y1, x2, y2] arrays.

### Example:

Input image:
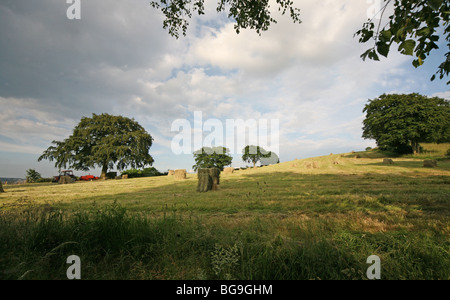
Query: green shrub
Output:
[[26, 169, 42, 183], [121, 167, 165, 178]]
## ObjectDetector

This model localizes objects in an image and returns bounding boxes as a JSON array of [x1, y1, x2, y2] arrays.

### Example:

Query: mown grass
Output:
[[0, 146, 449, 280]]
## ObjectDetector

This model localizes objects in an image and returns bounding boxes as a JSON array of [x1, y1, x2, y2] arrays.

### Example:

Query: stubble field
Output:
[[1, 146, 449, 280]]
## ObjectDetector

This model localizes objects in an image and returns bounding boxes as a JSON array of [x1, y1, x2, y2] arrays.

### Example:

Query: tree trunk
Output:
[[101, 163, 108, 180], [411, 140, 420, 155]]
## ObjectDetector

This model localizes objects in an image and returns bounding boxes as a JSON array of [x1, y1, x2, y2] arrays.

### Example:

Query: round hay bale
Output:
[[423, 160, 437, 168], [223, 167, 234, 174], [168, 170, 175, 176], [197, 168, 220, 192], [383, 158, 394, 165], [208, 168, 220, 190], [197, 169, 212, 192], [304, 161, 319, 169], [174, 169, 186, 180], [59, 175, 74, 184]]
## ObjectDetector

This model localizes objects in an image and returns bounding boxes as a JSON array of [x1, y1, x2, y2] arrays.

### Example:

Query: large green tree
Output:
[[362, 93, 450, 154], [38, 113, 154, 179], [193, 146, 233, 171], [356, 0, 450, 84]]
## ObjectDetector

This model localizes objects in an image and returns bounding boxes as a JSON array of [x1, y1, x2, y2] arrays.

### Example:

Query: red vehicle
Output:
[[79, 175, 100, 181]]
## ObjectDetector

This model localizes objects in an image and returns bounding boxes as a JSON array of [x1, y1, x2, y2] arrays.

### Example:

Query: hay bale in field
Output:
[[304, 161, 319, 169], [197, 168, 220, 192], [223, 167, 234, 174], [59, 175, 74, 184], [168, 170, 175, 176], [122, 174, 128, 179], [333, 161, 339, 165], [423, 160, 437, 168], [197, 169, 212, 192], [209, 168, 220, 190], [174, 169, 186, 180], [383, 158, 394, 165]]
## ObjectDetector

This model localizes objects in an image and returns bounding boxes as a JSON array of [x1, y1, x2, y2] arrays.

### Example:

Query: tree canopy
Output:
[[356, 0, 450, 84], [192, 146, 233, 171], [242, 145, 272, 168], [150, 0, 301, 38], [260, 151, 280, 166], [362, 93, 450, 154], [26, 169, 42, 183], [38, 113, 154, 178]]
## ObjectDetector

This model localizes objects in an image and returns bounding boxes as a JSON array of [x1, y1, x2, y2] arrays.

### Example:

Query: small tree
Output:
[[193, 147, 233, 171], [26, 169, 42, 183], [242, 145, 271, 168]]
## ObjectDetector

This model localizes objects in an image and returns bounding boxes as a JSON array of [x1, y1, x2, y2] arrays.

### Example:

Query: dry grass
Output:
[[1, 145, 449, 279]]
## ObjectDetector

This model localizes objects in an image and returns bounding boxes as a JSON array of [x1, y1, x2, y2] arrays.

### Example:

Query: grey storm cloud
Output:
[[0, 0, 180, 119]]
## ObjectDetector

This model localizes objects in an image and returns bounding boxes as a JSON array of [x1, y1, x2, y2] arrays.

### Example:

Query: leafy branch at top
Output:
[[355, 0, 450, 84], [150, 0, 301, 38]]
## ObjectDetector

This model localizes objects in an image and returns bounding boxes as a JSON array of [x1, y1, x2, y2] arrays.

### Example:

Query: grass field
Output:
[[1, 145, 449, 280]]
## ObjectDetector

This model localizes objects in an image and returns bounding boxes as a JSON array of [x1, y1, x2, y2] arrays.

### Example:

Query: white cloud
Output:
[[0, 0, 448, 177], [432, 91, 450, 100]]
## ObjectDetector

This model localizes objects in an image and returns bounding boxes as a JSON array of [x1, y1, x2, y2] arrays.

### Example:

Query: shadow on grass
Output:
[[364, 160, 450, 171]]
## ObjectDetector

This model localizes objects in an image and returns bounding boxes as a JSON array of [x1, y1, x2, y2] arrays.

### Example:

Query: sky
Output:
[[0, 0, 449, 178]]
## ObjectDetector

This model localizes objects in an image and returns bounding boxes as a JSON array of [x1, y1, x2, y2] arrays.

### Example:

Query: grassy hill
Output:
[[1, 144, 449, 280]]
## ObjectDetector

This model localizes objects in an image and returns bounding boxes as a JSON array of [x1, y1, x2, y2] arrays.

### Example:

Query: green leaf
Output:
[[368, 50, 380, 61], [377, 42, 390, 58], [360, 49, 373, 61], [399, 40, 416, 56], [428, 0, 443, 10], [416, 27, 431, 37], [379, 30, 392, 42]]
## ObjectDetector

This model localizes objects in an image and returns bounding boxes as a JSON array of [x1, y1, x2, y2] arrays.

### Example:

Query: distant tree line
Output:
[[193, 145, 279, 171]]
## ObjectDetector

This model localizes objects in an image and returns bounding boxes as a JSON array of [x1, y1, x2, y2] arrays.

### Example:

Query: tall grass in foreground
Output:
[[1, 203, 448, 280]]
